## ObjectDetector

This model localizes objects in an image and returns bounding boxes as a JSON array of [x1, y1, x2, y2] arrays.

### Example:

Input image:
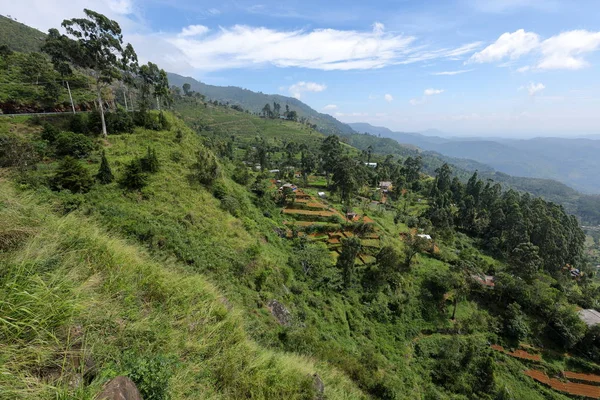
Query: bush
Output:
[[232, 163, 252, 186], [41, 123, 59, 142], [120, 159, 148, 190], [107, 107, 135, 134], [191, 147, 219, 186], [122, 353, 174, 400], [55, 132, 96, 158], [52, 156, 94, 193], [69, 114, 90, 135], [0, 134, 40, 169], [221, 195, 241, 217]]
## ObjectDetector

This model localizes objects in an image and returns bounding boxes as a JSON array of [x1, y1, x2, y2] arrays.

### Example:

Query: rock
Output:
[[96, 376, 143, 400], [312, 373, 325, 400], [267, 299, 291, 326]]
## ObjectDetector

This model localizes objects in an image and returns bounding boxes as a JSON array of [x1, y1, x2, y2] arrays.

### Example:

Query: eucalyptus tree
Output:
[[43, 9, 138, 137]]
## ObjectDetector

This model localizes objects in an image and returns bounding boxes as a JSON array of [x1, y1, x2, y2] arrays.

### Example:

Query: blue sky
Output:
[[6, 0, 600, 136]]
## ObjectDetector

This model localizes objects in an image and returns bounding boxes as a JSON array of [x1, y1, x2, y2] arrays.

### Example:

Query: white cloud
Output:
[[522, 82, 545, 95], [538, 30, 600, 70], [424, 88, 444, 96], [469, 0, 559, 13], [384, 94, 394, 102], [409, 98, 425, 106], [288, 81, 327, 99], [323, 104, 338, 110], [431, 69, 474, 75], [468, 29, 540, 63], [178, 25, 209, 38], [469, 29, 600, 70]]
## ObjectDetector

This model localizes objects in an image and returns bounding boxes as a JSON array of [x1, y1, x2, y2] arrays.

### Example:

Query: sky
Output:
[[3, 0, 600, 137]]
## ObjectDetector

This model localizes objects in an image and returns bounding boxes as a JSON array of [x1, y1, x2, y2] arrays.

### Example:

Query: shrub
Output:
[[96, 150, 114, 184], [122, 353, 174, 400], [41, 123, 59, 142], [69, 114, 90, 135], [0, 134, 40, 169], [232, 163, 251, 186], [120, 159, 148, 190], [191, 147, 219, 186], [55, 132, 96, 158], [52, 156, 94, 193], [140, 147, 160, 173], [221, 195, 241, 217], [158, 112, 171, 130], [107, 107, 135, 134]]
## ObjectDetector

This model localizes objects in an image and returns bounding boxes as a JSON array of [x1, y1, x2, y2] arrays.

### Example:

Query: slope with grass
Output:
[[0, 14, 46, 52]]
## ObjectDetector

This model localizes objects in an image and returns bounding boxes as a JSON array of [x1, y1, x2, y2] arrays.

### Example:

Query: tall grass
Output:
[[0, 182, 365, 399]]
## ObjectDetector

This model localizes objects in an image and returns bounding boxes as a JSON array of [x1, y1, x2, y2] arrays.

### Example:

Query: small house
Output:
[[279, 183, 297, 192], [317, 192, 326, 198], [417, 234, 432, 240], [379, 181, 393, 192], [365, 162, 378, 168]]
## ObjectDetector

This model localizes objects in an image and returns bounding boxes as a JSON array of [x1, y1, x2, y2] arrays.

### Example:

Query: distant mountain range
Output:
[[167, 73, 354, 136], [350, 122, 600, 194]]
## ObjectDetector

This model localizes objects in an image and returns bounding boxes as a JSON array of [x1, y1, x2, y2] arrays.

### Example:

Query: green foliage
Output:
[[41, 123, 60, 142], [96, 150, 114, 184], [120, 159, 148, 190], [0, 15, 46, 52], [336, 237, 361, 290], [140, 147, 160, 173], [122, 353, 175, 400], [52, 156, 94, 193], [191, 146, 220, 186], [504, 302, 529, 341], [54, 131, 96, 158]]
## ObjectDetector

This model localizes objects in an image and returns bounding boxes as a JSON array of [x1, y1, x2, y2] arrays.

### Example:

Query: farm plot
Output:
[[525, 370, 600, 399]]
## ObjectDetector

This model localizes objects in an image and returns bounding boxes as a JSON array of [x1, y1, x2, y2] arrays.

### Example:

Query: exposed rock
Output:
[[312, 373, 325, 400], [267, 299, 291, 326], [96, 376, 143, 400]]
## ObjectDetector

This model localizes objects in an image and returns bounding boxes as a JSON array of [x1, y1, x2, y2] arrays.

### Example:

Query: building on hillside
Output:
[[365, 162, 377, 168], [317, 192, 326, 198], [472, 274, 495, 289], [279, 183, 297, 192], [269, 169, 280, 174], [579, 309, 600, 327], [417, 234, 432, 240], [379, 181, 393, 192]]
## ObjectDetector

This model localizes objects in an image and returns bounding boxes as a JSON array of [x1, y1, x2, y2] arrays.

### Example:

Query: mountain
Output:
[[168, 72, 355, 136], [352, 122, 600, 194], [0, 14, 46, 52]]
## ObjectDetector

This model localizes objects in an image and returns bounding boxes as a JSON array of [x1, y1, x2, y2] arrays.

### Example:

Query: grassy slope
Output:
[[1, 108, 573, 399], [0, 15, 46, 52], [0, 174, 364, 399]]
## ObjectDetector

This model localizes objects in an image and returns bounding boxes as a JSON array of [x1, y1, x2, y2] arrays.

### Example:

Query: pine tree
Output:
[[96, 150, 114, 184], [140, 147, 160, 173]]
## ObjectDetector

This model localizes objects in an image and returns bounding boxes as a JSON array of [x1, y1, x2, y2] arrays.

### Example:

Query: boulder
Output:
[[267, 299, 291, 326], [96, 376, 143, 400]]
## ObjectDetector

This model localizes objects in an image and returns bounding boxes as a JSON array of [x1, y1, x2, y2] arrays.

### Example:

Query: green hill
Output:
[[0, 14, 46, 52], [168, 72, 355, 136]]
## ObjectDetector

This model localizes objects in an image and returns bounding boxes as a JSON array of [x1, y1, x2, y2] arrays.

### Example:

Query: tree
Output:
[[504, 302, 529, 341], [140, 147, 160, 173], [182, 83, 191, 96], [403, 233, 429, 268], [192, 146, 219, 186], [52, 156, 94, 193], [138, 62, 170, 112], [262, 103, 272, 118], [509, 242, 541, 281], [43, 9, 138, 137], [120, 159, 148, 190], [332, 156, 364, 208], [286, 110, 298, 121], [320, 135, 342, 186], [337, 237, 361, 290], [96, 150, 114, 184], [300, 151, 317, 186]]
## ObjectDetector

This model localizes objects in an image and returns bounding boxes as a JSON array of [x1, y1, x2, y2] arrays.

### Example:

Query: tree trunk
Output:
[[156, 96, 160, 111], [451, 297, 458, 320], [96, 83, 107, 137]]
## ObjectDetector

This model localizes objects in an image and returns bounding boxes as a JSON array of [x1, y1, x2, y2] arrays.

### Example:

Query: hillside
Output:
[[351, 122, 600, 194], [167, 72, 355, 136], [5, 100, 600, 399], [0, 14, 46, 52]]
